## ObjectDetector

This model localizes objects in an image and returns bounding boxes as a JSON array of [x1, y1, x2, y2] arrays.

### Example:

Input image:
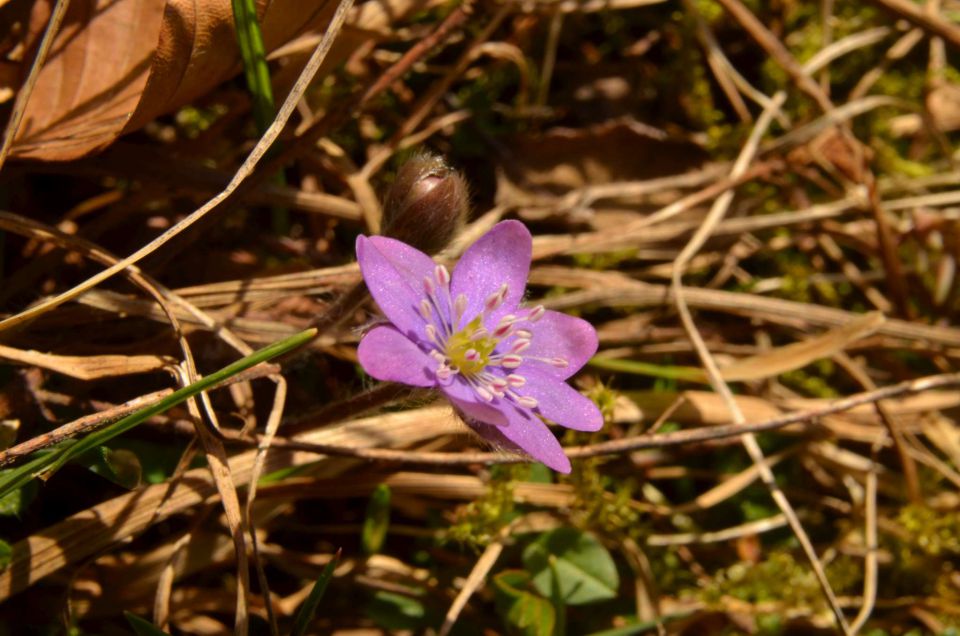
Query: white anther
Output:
[[506, 374, 526, 387], [490, 377, 508, 392], [430, 350, 445, 362], [516, 395, 538, 409], [454, 294, 468, 319], [423, 276, 435, 295], [464, 348, 480, 362], [471, 327, 489, 340], [514, 329, 532, 340], [501, 355, 523, 369], [436, 366, 452, 381], [510, 338, 531, 353], [527, 305, 545, 322], [475, 386, 494, 402], [550, 357, 569, 368], [484, 283, 509, 312], [419, 299, 432, 320], [425, 324, 439, 344], [435, 264, 450, 287]]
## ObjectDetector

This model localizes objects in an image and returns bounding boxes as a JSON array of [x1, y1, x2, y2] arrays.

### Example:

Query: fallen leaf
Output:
[[0, 343, 174, 379]]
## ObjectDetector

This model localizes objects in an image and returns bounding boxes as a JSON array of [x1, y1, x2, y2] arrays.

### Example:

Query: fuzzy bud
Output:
[[381, 153, 468, 254]]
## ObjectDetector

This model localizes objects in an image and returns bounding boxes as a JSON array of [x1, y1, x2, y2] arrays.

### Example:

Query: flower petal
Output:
[[357, 326, 436, 387], [444, 379, 571, 472], [495, 405, 571, 473], [522, 310, 597, 379], [519, 368, 603, 432], [451, 220, 531, 327], [356, 235, 436, 338]]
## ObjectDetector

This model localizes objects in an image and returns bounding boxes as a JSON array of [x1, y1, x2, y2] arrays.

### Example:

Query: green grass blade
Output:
[[588, 357, 707, 383], [231, 0, 276, 133], [291, 549, 341, 636], [124, 612, 172, 636], [0, 328, 316, 500]]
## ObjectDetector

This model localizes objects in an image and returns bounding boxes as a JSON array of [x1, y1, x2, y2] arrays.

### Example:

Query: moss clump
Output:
[[444, 465, 523, 549]]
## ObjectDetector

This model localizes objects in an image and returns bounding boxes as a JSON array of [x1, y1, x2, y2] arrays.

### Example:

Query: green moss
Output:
[[444, 464, 524, 549]]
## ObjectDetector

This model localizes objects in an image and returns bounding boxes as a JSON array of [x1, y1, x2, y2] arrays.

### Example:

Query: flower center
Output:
[[444, 316, 497, 376], [416, 264, 568, 408]]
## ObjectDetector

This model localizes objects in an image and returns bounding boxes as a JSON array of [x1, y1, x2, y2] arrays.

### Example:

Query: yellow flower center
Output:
[[444, 316, 497, 376]]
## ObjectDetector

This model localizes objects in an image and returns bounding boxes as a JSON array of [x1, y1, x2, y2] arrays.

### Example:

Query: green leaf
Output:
[[493, 570, 556, 636], [366, 591, 427, 631], [362, 484, 391, 554], [0, 539, 12, 571], [124, 612, 171, 636], [291, 550, 340, 636], [0, 328, 316, 500], [522, 528, 619, 606], [85, 447, 142, 489], [0, 471, 36, 517]]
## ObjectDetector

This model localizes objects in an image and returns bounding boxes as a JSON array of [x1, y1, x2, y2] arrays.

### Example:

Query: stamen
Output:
[[436, 366, 452, 381], [423, 276, 435, 296], [419, 299, 432, 320], [475, 385, 494, 402], [527, 305, 545, 322], [464, 348, 480, 362], [470, 327, 489, 340], [506, 374, 526, 387], [514, 329, 532, 340], [516, 395, 538, 409], [434, 264, 450, 287], [510, 339, 531, 353], [489, 377, 508, 392], [454, 294, 468, 320], [484, 283, 509, 312], [425, 324, 439, 345], [501, 354, 523, 369], [550, 357, 569, 368]]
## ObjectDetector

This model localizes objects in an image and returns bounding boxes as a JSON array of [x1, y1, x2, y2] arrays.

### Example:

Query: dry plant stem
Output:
[[0, 0, 356, 333], [244, 376, 287, 636], [0, 212, 268, 634], [283, 382, 412, 436], [835, 352, 921, 503], [849, 440, 882, 634], [867, 0, 960, 49], [173, 365, 252, 636], [669, 91, 852, 635], [0, 363, 279, 468], [361, 4, 511, 177], [438, 526, 508, 636], [214, 371, 960, 463], [0, 0, 70, 171], [713, 0, 831, 111], [357, 0, 474, 109]]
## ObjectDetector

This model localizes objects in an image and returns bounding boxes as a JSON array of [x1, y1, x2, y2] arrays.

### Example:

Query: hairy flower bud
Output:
[[381, 153, 468, 254]]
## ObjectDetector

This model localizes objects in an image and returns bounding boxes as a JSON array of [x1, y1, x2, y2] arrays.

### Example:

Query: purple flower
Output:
[[355, 220, 603, 473]]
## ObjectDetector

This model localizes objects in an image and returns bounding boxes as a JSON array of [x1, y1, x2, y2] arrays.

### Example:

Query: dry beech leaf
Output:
[[6, 0, 338, 160], [716, 311, 886, 382], [0, 343, 174, 379]]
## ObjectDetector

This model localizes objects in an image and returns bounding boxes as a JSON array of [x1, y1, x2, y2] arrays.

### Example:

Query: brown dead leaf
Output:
[[0, 343, 174, 379], [6, 0, 338, 160], [717, 312, 886, 382]]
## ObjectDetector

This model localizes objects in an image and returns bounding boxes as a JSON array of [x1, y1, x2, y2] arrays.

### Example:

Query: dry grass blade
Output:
[[0, 344, 174, 380]]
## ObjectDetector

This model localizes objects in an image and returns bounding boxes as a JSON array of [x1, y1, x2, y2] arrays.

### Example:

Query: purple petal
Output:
[[523, 310, 597, 379], [444, 378, 571, 472], [356, 235, 436, 339], [357, 326, 436, 387], [495, 405, 571, 473], [519, 368, 603, 432], [451, 221, 531, 327]]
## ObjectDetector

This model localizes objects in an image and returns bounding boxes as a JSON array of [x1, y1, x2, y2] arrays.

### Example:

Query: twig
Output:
[[866, 0, 960, 50]]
